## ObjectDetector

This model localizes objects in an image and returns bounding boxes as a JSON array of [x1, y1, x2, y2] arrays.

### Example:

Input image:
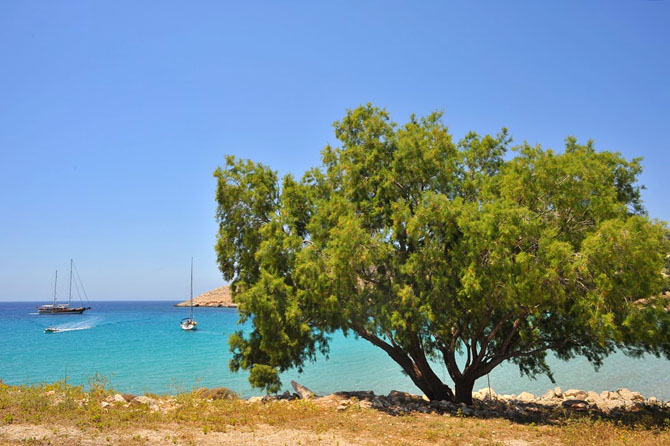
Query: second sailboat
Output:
[[180, 258, 198, 330]]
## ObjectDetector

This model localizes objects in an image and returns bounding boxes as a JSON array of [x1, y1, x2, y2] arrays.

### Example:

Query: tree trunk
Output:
[[398, 361, 455, 402], [418, 376, 455, 402], [454, 378, 475, 405], [357, 329, 456, 402]]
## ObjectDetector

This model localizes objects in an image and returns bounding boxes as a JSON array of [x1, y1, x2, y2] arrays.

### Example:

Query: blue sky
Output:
[[1, 1, 668, 301]]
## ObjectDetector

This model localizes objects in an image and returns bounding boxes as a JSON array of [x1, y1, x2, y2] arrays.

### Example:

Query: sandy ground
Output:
[[0, 423, 372, 446]]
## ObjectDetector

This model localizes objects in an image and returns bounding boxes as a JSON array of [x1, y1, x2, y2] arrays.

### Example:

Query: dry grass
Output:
[[1, 380, 669, 445]]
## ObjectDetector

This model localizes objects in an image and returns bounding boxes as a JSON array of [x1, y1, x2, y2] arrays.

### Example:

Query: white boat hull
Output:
[[180, 319, 197, 330]]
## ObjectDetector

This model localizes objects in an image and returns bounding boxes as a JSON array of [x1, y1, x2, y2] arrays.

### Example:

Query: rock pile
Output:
[[101, 393, 173, 413], [248, 382, 669, 420], [95, 383, 668, 421], [472, 386, 659, 414]]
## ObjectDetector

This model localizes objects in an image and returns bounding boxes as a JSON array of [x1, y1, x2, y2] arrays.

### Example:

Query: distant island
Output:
[[174, 286, 236, 308]]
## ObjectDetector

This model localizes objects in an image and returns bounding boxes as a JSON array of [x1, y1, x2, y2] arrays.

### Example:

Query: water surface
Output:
[[1, 301, 668, 400]]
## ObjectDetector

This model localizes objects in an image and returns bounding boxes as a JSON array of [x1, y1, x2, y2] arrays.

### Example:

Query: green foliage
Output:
[[215, 104, 670, 402]]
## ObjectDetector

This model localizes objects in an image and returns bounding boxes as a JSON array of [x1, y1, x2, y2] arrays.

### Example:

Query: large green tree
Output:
[[214, 105, 670, 404]]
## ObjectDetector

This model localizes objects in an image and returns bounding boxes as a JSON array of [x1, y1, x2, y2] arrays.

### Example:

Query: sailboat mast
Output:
[[53, 270, 58, 305], [68, 259, 73, 305], [190, 257, 194, 319]]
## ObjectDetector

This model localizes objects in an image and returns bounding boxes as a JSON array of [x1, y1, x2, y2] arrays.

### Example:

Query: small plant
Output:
[[87, 372, 114, 398]]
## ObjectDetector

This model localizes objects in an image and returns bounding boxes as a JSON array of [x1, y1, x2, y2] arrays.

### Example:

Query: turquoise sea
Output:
[[1, 301, 669, 400]]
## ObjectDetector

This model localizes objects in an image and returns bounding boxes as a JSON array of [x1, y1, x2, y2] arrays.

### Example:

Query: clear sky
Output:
[[1, 1, 668, 301]]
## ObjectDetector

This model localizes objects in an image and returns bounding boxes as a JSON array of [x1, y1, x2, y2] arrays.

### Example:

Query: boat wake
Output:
[[45, 317, 99, 333], [47, 326, 91, 333]]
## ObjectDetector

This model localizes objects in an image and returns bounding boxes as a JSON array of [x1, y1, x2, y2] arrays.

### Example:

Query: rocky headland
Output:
[[174, 285, 236, 308]]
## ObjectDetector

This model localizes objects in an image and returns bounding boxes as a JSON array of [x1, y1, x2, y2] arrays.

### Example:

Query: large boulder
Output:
[[517, 392, 536, 402], [290, 380, 316, 399], [197, 387, 238, 400], [601, 390, 621, 400], [542, 387, 563, 400], [334, 390, 375, 400], [473, 388, 497, 400], [585, 391, 602, 404], [562, 399, 588, 410], [108, 394, 127, 403], [564, 389, 588, 400], [387, 390, 423, 404], [132, 395, 156, 405], [597, 398, 625, 413], [617, 388, 644, 402]]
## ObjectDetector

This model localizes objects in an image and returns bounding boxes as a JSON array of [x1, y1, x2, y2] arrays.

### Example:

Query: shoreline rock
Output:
[[246, 382, 669, 419]]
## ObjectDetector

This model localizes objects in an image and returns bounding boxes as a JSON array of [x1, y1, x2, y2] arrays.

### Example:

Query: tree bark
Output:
[[358, 329, 456, 401], [409, 370, 455, 402], [454, 378, 475, 405], [407, 342, 455, 401]]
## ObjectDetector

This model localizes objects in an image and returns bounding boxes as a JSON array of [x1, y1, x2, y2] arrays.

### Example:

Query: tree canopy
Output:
[[214, 104, 670, 404]]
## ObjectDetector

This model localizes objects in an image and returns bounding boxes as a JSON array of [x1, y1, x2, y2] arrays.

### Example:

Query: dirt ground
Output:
[[1, 422, 538, 446]]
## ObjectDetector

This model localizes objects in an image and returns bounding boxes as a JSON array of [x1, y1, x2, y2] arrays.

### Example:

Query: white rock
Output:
[[617, 388, 644, 402], [518, 392, 535, 402], [359, 400, 372, 409], [598, 399, 625, 412], [541, 389, 557, 400], [133, 395, 156, 405], [564, 389, 587, 399], [586, 391, 601, 403], [601, 391, 617, 400], [473, 388, 497, 400]]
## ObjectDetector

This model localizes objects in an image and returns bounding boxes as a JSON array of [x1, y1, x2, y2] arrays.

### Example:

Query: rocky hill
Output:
[[174, 285, 236, 308]]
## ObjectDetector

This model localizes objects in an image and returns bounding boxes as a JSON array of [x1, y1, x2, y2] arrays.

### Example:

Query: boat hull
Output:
[[180, 318, 198, 330], [37, 306, 90, 315]]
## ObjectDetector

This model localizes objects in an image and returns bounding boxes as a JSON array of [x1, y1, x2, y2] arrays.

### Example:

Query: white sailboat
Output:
[[180, 258, 198, 331]]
